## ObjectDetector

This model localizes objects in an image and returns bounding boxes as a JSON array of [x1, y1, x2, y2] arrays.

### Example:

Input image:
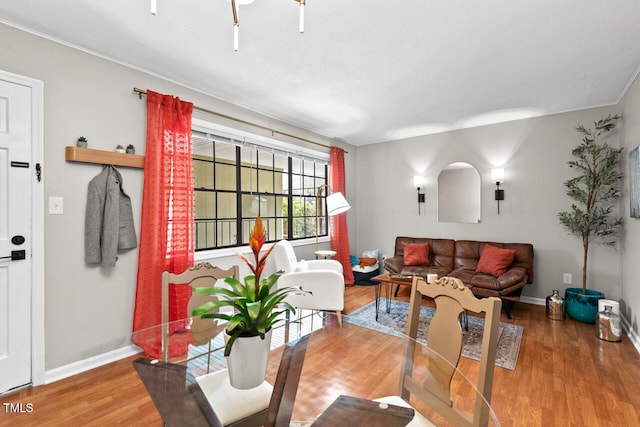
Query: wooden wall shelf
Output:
[[65, 146, 145, 169]]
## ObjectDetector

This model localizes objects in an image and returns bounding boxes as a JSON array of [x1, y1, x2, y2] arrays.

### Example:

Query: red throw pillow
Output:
[[401, 242, 430, 266], [476, 244, 516, 277]]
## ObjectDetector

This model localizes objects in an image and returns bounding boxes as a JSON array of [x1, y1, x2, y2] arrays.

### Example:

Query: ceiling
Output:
[[1, 1, 640, 146]]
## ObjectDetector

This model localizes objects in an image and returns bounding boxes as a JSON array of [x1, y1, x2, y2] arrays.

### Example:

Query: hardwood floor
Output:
[[1, 285, 639, 426]]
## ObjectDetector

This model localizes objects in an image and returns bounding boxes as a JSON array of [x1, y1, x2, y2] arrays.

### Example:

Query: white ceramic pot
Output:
[[225, 329, 272, 389]]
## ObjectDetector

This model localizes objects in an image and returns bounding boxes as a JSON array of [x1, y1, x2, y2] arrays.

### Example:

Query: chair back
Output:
[[264, 335, 310, 427], [161, 263, 239, 358], [403, 276, 501, 426], [272, 240, 298, 273], [133, 357, 223, 427]]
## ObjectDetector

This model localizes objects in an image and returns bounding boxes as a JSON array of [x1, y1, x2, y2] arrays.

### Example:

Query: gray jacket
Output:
[[85, 165, 137, 266]]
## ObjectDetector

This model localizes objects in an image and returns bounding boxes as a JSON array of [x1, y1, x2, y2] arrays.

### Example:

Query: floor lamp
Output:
[[315, 184, 351, 257]]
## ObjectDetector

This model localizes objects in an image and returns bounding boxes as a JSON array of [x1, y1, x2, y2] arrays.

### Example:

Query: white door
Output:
[[0, 78, 33, 393]]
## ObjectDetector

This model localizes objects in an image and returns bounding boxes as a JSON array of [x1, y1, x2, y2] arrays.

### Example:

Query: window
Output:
[[193, 132, 329, 250]]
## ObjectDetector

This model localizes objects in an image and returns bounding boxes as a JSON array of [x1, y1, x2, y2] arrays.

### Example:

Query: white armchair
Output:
[[271, 240, 345, 327]]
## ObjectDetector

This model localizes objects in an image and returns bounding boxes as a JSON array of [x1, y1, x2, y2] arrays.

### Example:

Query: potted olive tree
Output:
[[558, 114, 623, 323]]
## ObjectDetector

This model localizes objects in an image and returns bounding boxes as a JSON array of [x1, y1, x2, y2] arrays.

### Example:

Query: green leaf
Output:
[[246, 301, 261, 321], [224, 329, 241, 357], [226, 315, 244, 332], [200, 312, 232, 322]]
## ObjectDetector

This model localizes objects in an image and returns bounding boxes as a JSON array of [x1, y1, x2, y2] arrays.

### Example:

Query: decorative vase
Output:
[[546, 289, 565, 321], [596, 305, 622, 342], [115, 148, 125, 153], [126, 147, 135, 154], [77, 141, 88, 148], [564, 288, 604, 323], [225, 329, 272, 389]]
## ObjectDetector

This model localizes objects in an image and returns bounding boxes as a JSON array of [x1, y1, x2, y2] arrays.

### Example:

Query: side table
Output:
[[370, 274, 414, 321], [314, 250, 336, 259]]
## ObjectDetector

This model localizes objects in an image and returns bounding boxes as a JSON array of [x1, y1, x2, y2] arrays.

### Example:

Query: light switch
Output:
[[49, 197, 63, 214]]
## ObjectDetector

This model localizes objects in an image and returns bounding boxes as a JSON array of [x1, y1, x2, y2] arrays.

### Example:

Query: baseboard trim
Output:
[[519, 297, 639, 354], [621, 315, 640, 353], [520, 296, 544, 306], [44, 344, 141, 384]]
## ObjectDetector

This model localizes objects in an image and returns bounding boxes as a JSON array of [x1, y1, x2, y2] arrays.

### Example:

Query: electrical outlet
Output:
[[563, 273, 572, 285]]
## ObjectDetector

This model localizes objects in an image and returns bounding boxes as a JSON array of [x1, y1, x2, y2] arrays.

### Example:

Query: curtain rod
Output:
[[133, 87, 347, 153]]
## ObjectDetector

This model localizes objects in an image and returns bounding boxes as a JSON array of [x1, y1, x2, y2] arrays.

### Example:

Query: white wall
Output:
[[0, 22, 356, 370], [3, 19, 638, 371], [620, 71, 640, 336], [353, 106, 625, 308]]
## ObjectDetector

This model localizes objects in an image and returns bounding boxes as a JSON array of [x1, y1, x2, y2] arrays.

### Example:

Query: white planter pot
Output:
[[225, 329, 272, 389]]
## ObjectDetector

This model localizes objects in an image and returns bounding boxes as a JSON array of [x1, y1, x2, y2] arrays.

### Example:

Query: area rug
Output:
[[344, 300, 523, 370]]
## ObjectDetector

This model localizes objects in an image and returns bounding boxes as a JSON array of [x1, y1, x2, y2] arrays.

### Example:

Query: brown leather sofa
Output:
[[383, 236, 534, 318]]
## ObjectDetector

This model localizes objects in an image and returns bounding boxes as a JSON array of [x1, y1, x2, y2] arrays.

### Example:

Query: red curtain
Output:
[[132, 90, 195, 357], [330, 147, 354, 286]]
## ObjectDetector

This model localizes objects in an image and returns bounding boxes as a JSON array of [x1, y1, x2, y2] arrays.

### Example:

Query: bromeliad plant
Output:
[[192, 217, 306, 356]]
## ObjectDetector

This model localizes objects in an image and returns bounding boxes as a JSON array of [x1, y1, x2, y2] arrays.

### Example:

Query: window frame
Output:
[[192, 120, 330, 254]]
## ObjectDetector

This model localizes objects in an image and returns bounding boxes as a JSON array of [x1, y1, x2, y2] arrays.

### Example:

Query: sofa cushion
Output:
[[448, 266, 528, 291], [401, 242, 430, 266], [387, 237, 455, 270], [476, 244, 516, 277], [401, 265, 452, 278], [454, 240, 534, 284]]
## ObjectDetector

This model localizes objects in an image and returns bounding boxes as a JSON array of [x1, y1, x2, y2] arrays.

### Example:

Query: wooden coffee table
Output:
[[370, 273, 415, 320]]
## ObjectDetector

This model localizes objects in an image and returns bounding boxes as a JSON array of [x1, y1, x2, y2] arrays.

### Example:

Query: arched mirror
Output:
[[437, 162, 481, 223]]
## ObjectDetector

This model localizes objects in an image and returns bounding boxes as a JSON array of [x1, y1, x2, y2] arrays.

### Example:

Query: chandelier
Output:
[[149, 0, 306, 51]]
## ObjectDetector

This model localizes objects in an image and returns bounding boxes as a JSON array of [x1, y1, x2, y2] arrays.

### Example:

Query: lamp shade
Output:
[[491, 168, 504, 183], [413, 175, 424, 188], [326, 192, 351, 216]]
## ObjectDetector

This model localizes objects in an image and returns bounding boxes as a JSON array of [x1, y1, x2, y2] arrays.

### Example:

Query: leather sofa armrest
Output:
[[496, 266, 528, 288], [383, 256, 404, 273]]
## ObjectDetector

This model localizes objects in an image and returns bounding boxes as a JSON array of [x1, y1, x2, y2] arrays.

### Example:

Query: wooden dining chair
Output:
[[161, 262, 238, 362], [378, 276, 502, 427], [161, 262, 273, 427]]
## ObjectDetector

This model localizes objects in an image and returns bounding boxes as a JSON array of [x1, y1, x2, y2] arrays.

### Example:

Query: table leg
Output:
[[460, 310, 469, 331], [374, 283, 381, 321], [385, 282, 391, 314]]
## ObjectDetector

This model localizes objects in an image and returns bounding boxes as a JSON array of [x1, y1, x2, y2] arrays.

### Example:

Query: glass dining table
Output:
[[131, 311, 501, 426]]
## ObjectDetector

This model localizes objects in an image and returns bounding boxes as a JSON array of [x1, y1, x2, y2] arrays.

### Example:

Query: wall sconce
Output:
[[492, 168, 505, 215], [413, 176, 425, 215], [315, 184, 351, 252]]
